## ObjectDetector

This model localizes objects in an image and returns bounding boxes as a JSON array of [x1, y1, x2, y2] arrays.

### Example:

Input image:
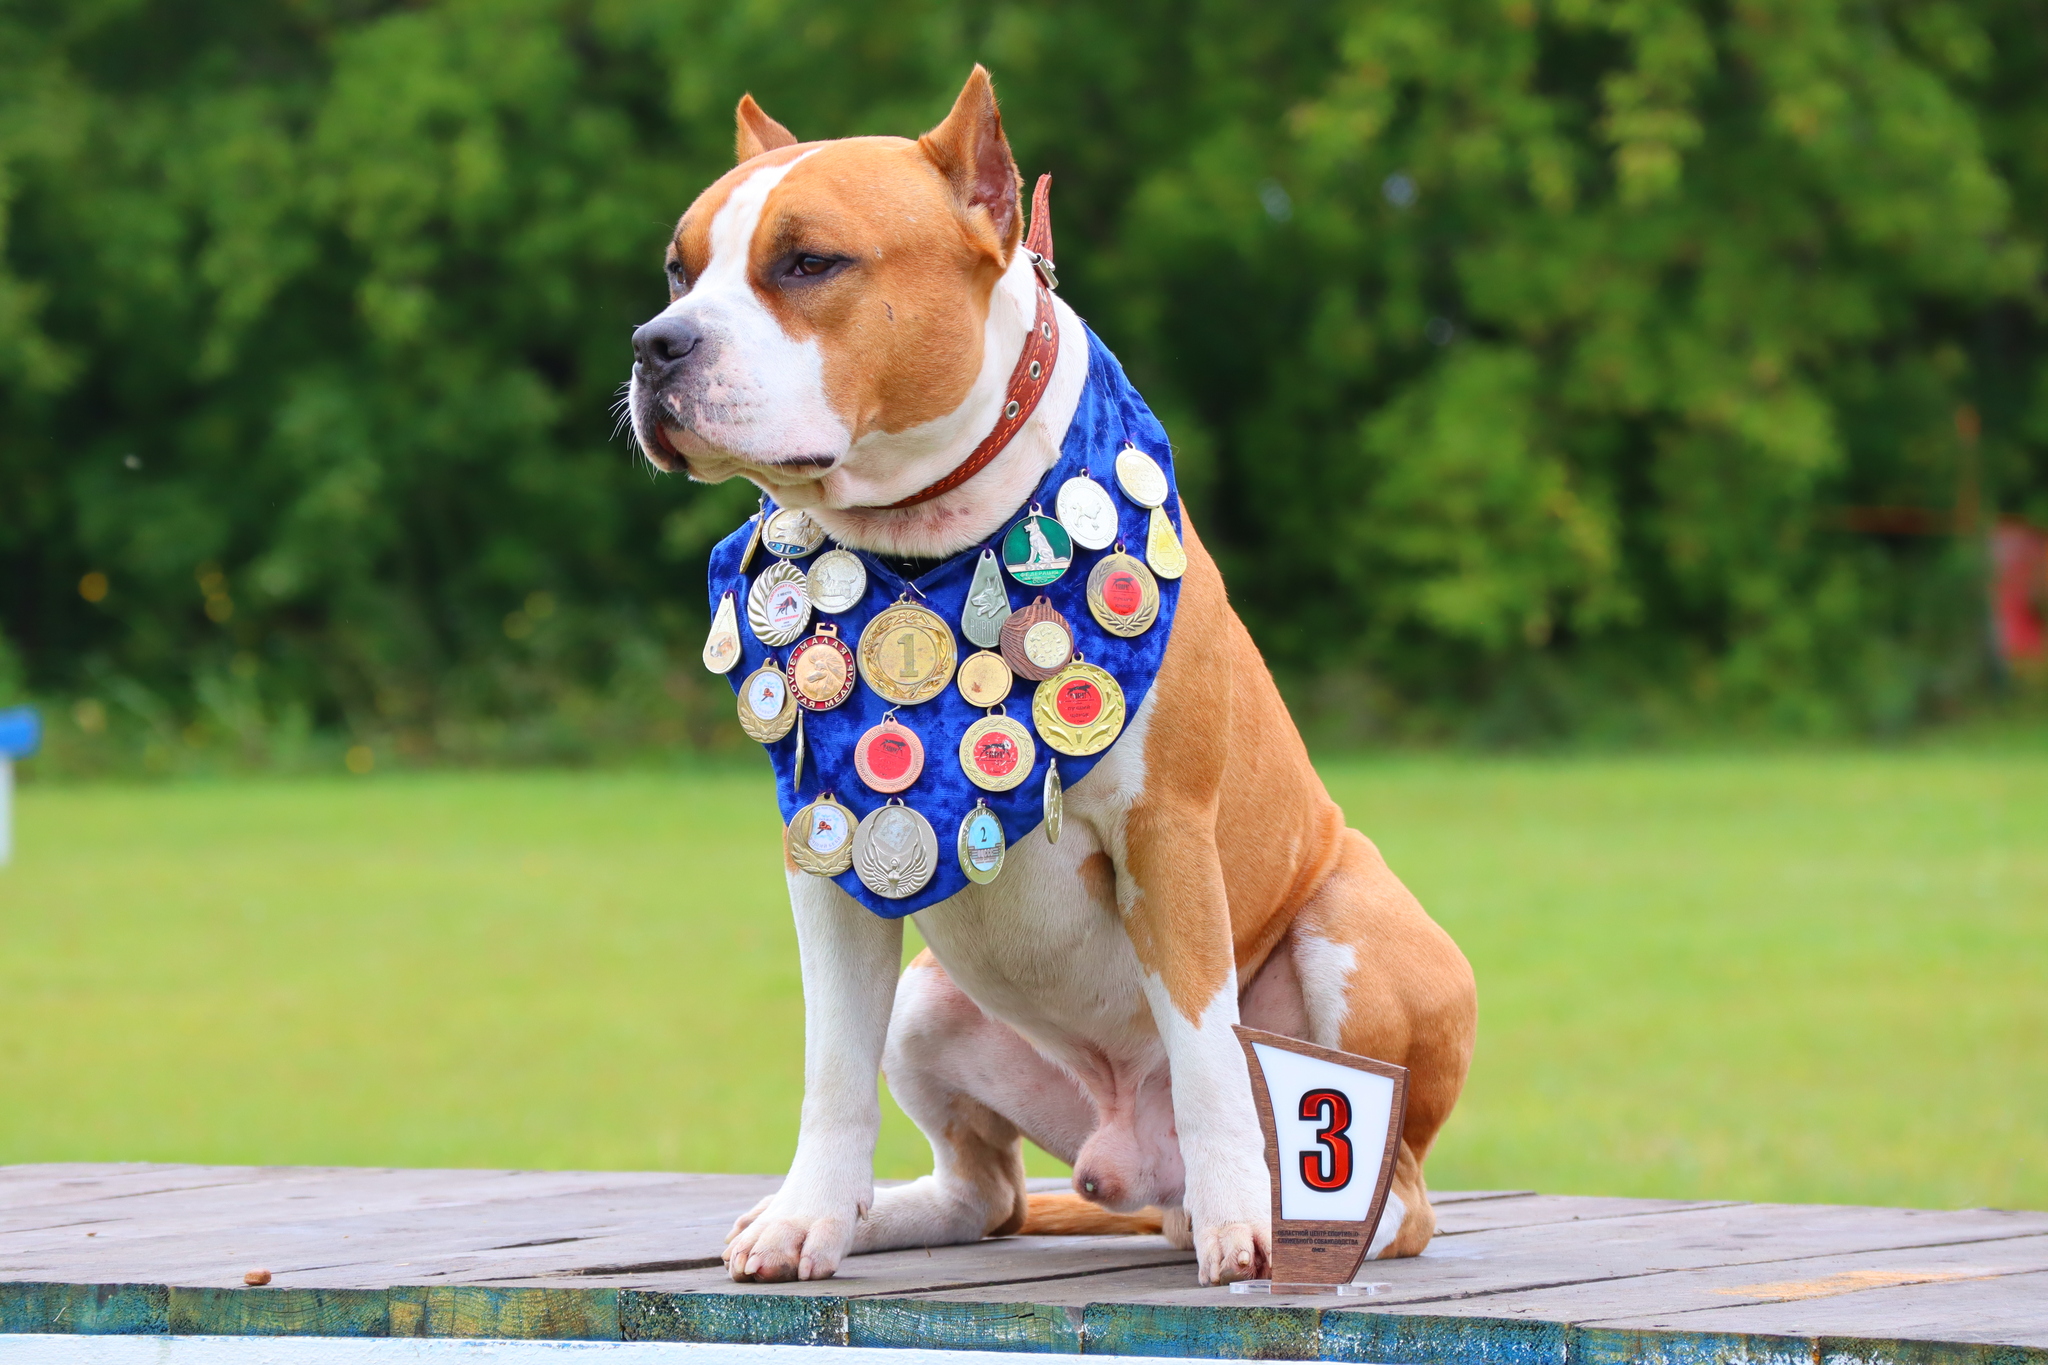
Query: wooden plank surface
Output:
[[3, 1164, 2044, 1360]]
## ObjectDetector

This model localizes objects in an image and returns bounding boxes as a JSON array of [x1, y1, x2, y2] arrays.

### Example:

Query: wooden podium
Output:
[[1229, 1026, 1409, 1296]]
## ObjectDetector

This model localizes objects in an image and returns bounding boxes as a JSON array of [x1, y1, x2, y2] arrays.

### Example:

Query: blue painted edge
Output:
[[2, 1283, 2043, 1364]]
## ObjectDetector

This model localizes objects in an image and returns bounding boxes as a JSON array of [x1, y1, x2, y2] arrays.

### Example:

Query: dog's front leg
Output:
[[1122, 823, 1273, 1287], [725, 873, 903, 1282]]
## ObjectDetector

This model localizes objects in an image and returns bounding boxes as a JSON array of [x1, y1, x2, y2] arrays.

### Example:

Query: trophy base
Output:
[[1228, 1279, 1392, 1297]]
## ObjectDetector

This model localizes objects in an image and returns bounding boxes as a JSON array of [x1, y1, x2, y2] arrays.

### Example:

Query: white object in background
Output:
[[0, 705, 41, 867]]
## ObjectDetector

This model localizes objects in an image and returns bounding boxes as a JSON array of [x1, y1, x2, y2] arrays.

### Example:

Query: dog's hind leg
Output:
[[858, 951, 1100, 1252]]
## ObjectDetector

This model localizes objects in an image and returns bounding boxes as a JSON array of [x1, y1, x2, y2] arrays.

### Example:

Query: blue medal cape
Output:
[[708, 325, 1183, 918]]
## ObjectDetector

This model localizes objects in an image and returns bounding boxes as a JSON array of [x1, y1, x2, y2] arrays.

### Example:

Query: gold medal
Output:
[[748, 559, 812, 647], [858, 598, 957, 705], [1145, 505, 1186, 580], [787, 624, 856, 710], [853, 799, 938, 899], [762, 506, 826, 558], [786, 792, 856, 876], [955, 649, 1013, 708], [1034, 658, 1126, 757], [703, 590, 743, 673], [959, 709, 1035, 792], [962, 548, 1012, 649], [854, 713, 925, 794], [1086, 549, 1159, 637], [957, 799, 1006, 885], [793, 710, 806, 787], [999, 597, 1074, 683], [807, 548, 867, 614], [1044, 759, 1063, 844], [739, 502, 764, 574], [736, 659, 797, 743], [1115, 445, 1168, 508]]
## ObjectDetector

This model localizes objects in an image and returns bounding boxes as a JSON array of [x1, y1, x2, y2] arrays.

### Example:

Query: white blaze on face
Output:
[[656, 150, 852, 470]]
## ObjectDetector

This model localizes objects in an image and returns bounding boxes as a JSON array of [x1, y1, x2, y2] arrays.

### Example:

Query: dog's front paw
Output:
[[1194, 1220, 1269, 1287], [723, 1206, 857, 1283]]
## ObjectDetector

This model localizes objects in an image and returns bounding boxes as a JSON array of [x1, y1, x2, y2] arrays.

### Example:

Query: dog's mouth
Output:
[[632, 383, 841, 484]]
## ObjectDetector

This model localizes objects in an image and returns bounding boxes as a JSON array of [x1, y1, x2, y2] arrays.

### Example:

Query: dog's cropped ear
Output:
[[918, 65, 1022, 259], [736, 94, 798, 163]]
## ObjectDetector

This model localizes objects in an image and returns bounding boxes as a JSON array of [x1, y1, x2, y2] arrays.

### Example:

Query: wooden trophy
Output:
[[1229, 1026, 1409, 1296]]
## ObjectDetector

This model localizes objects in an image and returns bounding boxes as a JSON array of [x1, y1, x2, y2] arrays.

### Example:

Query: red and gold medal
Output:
[[787, 624, 856, 711], [1085, 549, 1159, 638], [958, 708, 1035, 793], [854, 713, 926, 794], [1033, 658, 1125, 757]]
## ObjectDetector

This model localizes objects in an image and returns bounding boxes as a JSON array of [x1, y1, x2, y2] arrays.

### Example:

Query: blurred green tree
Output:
[[1, 0, 2043, 759]]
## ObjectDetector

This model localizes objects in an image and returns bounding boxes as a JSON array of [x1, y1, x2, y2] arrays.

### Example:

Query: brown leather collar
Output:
[[879, 175, 1059, 512]]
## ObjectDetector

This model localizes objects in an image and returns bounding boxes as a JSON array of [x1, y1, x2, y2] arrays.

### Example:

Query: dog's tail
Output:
[[1019, 1192, 1164, 1236]]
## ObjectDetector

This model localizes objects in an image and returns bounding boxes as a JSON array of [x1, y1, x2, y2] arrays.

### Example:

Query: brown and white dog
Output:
[[627, 67, 1476, 1288]]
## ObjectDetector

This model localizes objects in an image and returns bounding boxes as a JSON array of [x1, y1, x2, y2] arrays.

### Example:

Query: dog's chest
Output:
[[909, 690, 1163, 1063]]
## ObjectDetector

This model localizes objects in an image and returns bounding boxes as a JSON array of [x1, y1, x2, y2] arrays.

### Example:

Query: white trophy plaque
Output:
[[1230, 1025, 1409, 1296]]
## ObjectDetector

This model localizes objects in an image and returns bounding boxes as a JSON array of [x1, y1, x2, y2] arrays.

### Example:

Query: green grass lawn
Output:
[[2, 751, 2041, 1211]]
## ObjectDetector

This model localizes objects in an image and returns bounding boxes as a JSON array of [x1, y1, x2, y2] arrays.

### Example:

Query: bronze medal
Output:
[[1086, 550, 1160, 637], [853, 799, 938, 899], [786, 792, 856, 876], [1145, 505, 1187, 580], [703, 590, 743, 673], [999, 597, 1074, 683], [858, 599, 957, 705], [1043, 759, 1063, 844], [854, 714, 925, 794], [957, 799, 1006, 885], [787, 624, 856, 711], [736, 659, 797, 743], [747, 559, 812, 647], [955, 649, 1013, 708], [1034, 659, 1126, 757], [958, 710, 1035, 792], [962, 548, 1012, 648], [762, 506, 826, 558]]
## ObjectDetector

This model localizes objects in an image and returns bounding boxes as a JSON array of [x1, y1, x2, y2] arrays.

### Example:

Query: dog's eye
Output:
[[665, 259, 688, 292], [790, 254, 835, 278]]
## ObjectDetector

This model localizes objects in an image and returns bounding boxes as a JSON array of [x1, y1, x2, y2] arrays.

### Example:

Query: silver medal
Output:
[[957, 799, 1006, 884], [1114, 445, 1169, 509], [762, 506, 826, 558], [1043, 759, 1063, 844], [962, 548, 1013, 649], [853, 799, 938, 899], [1056, 474, 1118, 551], [807, 548, 868, 614], [747, 560, 812, 647]]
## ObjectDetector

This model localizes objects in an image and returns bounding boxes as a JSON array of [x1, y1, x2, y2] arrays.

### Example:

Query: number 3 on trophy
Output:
[[1297, 1088, 1354, 1191]]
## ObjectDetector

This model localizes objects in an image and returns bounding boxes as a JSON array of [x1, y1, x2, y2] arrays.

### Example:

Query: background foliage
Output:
[[5, 0, 2048, 764]]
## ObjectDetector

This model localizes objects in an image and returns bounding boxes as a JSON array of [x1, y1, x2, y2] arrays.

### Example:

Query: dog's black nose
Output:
[[632, 315, 702, 371]]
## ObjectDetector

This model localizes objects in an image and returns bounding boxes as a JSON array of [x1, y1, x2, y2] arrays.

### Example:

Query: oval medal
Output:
[[786, 793, 856, 876], [1002, 510, 1073, 586], [958, 800, 1006, 885], [955, 649, 1013, 708], [1086, 551, 1160, 637], [703, 590, 743, 673], [787, 625, 856, 710], [959, 712, 1035, 792], [1145, 505, 1187, 580], [807, 548, 868, 614], [737, 661, 797, 743], [1056, 474, 1118, 551], [962, 549, 1012, 649], [999, 597, 1074, 683], [853, 799, 938, 900], [854, 715, 925, 794], [747, 560, 812, 647], [1034, 660, 1126, 757], [858, 600, 957, 705], [1114, 446, 1168, 508], [762, 506, 826, 558], [1044, 759, 1063, 845]]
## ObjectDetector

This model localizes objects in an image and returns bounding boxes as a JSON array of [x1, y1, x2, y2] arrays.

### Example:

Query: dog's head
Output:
[[628, 67, 1026, 508]]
